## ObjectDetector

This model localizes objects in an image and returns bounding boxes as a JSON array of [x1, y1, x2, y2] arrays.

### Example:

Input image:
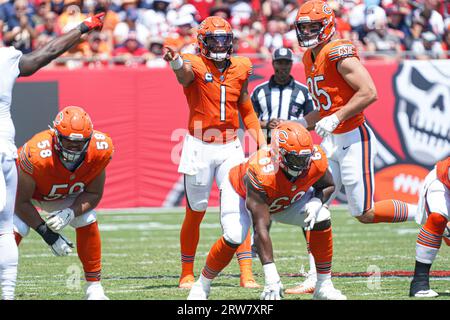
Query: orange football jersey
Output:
[[229, 145, 328, 214], [302, 39, 364, 133], [436, 157, 450, 190], [17, 129, 114, 201], [181, 53, 253, 142]]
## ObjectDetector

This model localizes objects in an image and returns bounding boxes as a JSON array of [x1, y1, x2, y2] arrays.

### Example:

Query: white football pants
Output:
[[178, 134, 245, 212], [0, 153, 18, 300]]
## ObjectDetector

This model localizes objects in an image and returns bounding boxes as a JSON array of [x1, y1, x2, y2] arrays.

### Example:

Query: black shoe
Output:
[[409, 277, 438, 298]]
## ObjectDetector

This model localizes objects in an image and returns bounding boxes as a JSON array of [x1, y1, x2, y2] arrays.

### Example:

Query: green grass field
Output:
[[14, 207, 450, 300]]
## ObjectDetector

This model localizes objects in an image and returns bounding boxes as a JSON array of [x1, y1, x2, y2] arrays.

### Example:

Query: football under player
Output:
[[0, 13, 105, 300], [288, 0, 419, 294], [163, 16, 267, 289], [188, 121, 346, 300], [410, 157, 450, 298], [14, 106, 114, 300]]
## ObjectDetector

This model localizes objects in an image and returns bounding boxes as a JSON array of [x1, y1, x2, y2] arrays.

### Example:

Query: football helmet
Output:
[[295, 0, 335, 48], [53, 106, 93, 165], [271, 121, 314, 180], [197, 16, 233, 61]]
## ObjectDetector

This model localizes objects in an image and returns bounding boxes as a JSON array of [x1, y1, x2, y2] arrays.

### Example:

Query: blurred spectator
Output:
[[187, 0, 216, 22], [84, 31, 111, 67], [262, 0, 286, 21], [385, 3, 409, 43], [114, 7, 150, 46], [224, 0, 253, 27], [410, 30, 445, 59], [35, 10, 61, 35], [163, 13, 197, 54], [112, 31, 150, 66], [410, 0, 445, 38], [57, 0, 86, 33], [364, 13, 403, 58], [3, 0, 38, 53], [209, 4, 231, 22], [146, 36, 168, 68], [31, 0, 50, 26], [350, 2, 387, 41], [94, 0, 120, 33], [262, 18, 284, 55], [139, 0, 174, 37]]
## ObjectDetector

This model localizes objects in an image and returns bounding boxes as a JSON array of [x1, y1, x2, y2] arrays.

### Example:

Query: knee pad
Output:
[[223, 228, 246, 246], [13, 215, 30, 238], [70, 211, 97, 229], [316, 206, 331, 223], [188, 199, 208, 212]]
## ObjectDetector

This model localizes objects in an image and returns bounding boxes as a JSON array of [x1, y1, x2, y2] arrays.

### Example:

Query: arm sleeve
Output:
[[239, 98, 267, 147]]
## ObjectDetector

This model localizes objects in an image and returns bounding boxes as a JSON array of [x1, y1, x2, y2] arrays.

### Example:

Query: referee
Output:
[[251, 47, 314, 142]]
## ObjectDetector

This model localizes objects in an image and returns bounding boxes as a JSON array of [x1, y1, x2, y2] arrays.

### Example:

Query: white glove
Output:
[[50, 234, 74, 256], [260, 263, 284, 300], [315, 114, 340, 138], [303, 197, 323, 231], [46, 208, 75, 232]]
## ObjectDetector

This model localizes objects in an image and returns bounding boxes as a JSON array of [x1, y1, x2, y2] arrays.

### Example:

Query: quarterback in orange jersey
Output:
[[292, 0, 418, 293], [13, 106, 113, 300], [164, 16, 266, 289], [188, 121, 346, 300], [410, 157, 450, 298]]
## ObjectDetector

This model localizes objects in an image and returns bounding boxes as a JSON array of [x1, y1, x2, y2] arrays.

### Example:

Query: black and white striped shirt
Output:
[[251, 76, 314, 122]]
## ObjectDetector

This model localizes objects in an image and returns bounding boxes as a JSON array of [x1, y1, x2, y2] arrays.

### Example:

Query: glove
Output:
[[260, 263, 284, 300], [35, 223, 74, 256], [77, 12, 105, 34], [260, 281, 284, 300], [50, 234, 74, 257], [46, 208, 75, 232], [315, 114, 340, 138], [303, 197, 323, 231]]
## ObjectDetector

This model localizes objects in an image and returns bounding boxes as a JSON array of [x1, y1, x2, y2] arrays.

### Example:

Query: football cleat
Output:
[[285, 271, 317, 294], [179, 273, 195, 289], [409, 277, 439, 298], [85, 282, 109, 300], [313, 280, 347, 300], [240, 277, 261, 289], [187, 280, 210, 300]]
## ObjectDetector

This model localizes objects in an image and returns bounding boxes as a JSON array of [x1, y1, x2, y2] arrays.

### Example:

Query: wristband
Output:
[[35, 223, 58, 245], [170, 55, 183, 70], [77, 23, 90, 34]]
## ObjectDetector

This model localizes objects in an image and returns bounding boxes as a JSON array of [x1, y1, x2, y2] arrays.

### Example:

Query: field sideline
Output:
[[15, 207, 450, 300]]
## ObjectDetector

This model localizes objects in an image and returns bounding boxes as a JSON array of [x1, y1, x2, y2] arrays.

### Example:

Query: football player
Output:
[[0, 13, 105, 300], [163, 16, 267, 289], [14, 106, 114, 300], [410, 157, 450, 298], [290, 0, 418, 293], [188, 121, 346, 300]]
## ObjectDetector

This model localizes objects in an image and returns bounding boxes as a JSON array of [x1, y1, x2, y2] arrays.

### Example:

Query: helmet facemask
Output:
[[54, 130, 91, 168], [295, 20, 326, 48], [279, 148, 313, 180], [200, 32, 233, 61]]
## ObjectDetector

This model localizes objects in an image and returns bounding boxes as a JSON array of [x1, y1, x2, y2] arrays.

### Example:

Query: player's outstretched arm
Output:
[[163, 46, 194, 87], [18, 12, 105, 77], [15, 166, 45, 229], [333, 57, 378, 123], [69, 169, 106, 217]]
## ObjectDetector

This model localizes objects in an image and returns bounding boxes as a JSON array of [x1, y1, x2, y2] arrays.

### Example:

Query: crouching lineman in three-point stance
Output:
[[188, 121, 346, 300], [164, 16, 267, 289], [410, 157, 450, 298], [290, 0, 418, 294], [0, 13, 105, 300], [13, 106, 114, 300]]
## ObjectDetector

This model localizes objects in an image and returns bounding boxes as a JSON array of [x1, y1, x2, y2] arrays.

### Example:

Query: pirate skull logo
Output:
[[393, 60, 450, 166]]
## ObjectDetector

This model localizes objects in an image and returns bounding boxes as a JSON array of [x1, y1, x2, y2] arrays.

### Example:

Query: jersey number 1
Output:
[[220, 85, 226, 121]]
